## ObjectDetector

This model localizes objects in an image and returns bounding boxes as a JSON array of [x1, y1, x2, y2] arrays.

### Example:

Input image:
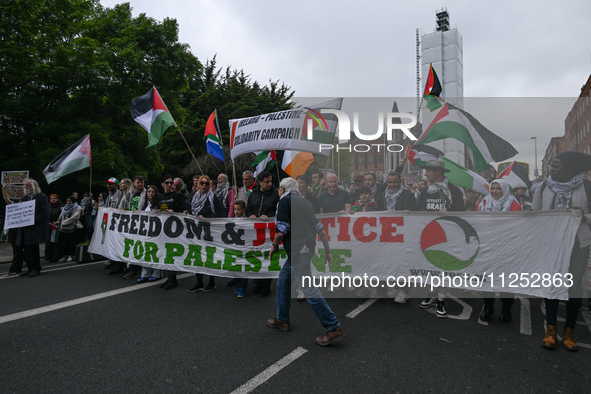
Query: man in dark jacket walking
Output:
[[247, 171, 280, 296], [376, 172, 416, 212], [246, 171, 279, 219], [14, 179, 50, 277], [267, 177, 344, 346]]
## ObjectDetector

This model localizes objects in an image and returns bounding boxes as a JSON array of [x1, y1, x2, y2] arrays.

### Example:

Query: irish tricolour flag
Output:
[[43, 134, 91, 184], [131, 86, 177, 148], [415, 104, 518, 171]]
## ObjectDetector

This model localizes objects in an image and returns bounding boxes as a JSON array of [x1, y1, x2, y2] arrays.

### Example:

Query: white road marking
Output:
[[518, 296, 532, 335], [0, 261, 105, 280], [439, 338, 452, 343], [0, 273, 193, 324], [346, 298, 378, 318], [477, 304, 488, 326], [230, 347, 308, 394]]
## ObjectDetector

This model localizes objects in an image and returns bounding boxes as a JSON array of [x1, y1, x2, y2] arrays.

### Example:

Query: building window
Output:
[[359, 156, 364, 164], [368, 155, 373, 164], [350, 157, 354, 164], [378, 154, 383, 163], [359, 171, 364, 175]]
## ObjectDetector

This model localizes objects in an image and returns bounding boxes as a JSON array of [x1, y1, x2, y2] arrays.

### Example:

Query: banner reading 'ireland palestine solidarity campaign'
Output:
[[89, 208, 581, 299], [228, 98, 342, 161]]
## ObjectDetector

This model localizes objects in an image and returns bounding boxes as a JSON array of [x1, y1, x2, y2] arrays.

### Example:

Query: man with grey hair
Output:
[[268, 177, 344, 346], [237, 170, 255, 205], [10, 179, 50, 277], [278, 177, 299, 193], [173, 177, 189, 204], [216, 173, 234, 217]]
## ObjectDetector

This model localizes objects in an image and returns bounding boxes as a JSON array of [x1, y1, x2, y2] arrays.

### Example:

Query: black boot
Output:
[[159, 277, 171, 289], [498, 306, 512, 323], [480, 304, 494, 322], [164, 276, 178, 290]]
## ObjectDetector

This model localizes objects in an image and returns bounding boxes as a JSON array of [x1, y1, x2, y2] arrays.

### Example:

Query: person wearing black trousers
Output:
[[186, 175, 223, 293]]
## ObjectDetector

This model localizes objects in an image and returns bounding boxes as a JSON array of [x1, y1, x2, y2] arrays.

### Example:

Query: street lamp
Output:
[[531, 137, 538, 178]]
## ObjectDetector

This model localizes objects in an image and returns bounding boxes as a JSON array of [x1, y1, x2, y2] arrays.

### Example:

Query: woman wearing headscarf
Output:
[[533, 151, 591, 351], [45, 194, 63, 262], [477, 179, 522, 212], [56, 196, 83, 262], [186, 175, 223, 293], [477, 179, 522, 323]]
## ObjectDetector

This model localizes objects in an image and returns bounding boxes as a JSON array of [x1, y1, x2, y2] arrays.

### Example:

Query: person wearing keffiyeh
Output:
[[186, 175, 223, 293], [477, 179, 522, 212], [534, 150, 591, 352], [477, 179, 522, 324], [56, 196, 83, 263], [375, 172, 416, 212]]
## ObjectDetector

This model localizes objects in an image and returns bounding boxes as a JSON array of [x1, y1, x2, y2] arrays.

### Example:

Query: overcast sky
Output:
[[100, 0, 591, 177]]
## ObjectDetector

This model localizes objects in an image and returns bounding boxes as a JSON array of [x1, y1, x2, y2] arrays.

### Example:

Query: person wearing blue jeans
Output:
[[266, 177, 344, 346], [533, 151, 591, 351]]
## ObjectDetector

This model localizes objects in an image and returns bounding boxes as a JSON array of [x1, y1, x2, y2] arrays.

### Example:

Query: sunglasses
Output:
[[164, 181, 173, 185], [200, 182, 209, 185]]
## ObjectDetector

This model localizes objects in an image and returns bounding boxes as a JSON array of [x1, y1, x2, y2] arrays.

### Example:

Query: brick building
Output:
[[542, 73, 591, 180]]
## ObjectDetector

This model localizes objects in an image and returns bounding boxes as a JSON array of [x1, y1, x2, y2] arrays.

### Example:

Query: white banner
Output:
[[229, 98, 342, 161], [4, 200, 35, 229], [89, 208, 581, 298]]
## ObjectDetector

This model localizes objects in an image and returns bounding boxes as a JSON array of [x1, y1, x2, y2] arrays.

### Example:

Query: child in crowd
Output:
[[351, 186, 379, 212]]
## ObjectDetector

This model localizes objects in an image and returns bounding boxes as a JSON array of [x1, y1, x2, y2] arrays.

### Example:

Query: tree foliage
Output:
[[0, 0, 293, 199]]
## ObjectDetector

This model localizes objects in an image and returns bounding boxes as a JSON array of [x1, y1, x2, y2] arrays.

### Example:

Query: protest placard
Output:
[[4, 200, 36, 229]]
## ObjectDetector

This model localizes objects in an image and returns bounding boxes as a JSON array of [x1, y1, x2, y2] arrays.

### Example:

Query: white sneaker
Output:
[[394, 290, 408, 304], [70, 255, 76, 262], [386, 288, 399, 298], [370, 288, 379, 298], [296, 288, 305, 301], [60, 256, 69, 262]]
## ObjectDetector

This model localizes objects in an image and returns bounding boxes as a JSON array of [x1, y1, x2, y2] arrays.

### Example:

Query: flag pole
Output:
[[232, 162, 238, 197], [402, 102, 423, 176], [89, 164, 92, 196], [177, 127, 204, 175], [275, 156, 281, 181]]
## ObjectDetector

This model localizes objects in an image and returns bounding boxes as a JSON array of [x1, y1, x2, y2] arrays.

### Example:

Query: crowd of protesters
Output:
[[2, 151, 591, 349]]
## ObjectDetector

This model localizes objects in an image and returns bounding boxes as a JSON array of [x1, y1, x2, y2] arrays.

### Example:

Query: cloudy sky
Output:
[[100, 0, 591, 177]]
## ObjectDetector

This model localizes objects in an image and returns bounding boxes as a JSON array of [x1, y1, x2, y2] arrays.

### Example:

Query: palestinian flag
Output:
[[407, 144, 443, 167], [205, 110, 224, 162], [281, 150, 314, 178], [423, 64, 443, 111], [442, 157, 489, 195], [43, 134, 91, 184], [414, 103, 518, 172], [497, 161, 532, 196], [253, 151, 276, 176], [131, 86, 177, 148]]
